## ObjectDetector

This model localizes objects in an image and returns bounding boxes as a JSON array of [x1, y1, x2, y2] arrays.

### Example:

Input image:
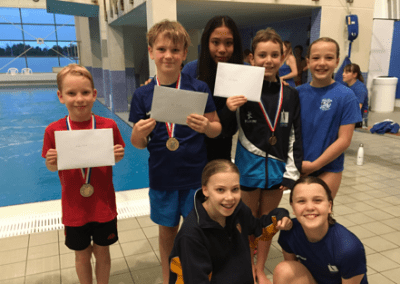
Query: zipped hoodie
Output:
[[219, 77, 302, 189], [169, 189, 289, 284]]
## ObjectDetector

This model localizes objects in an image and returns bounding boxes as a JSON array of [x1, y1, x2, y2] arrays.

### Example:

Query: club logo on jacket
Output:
[[320, 99, 332, 111], [245, 111, 257, 123]]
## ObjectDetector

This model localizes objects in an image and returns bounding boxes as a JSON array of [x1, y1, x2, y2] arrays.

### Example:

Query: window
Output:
[[0, 8, 21, 24], [0, 7, 78, 73], [23, 25, 58, 41], [20, 8, 55, 24], [0, 24, 24, 40]]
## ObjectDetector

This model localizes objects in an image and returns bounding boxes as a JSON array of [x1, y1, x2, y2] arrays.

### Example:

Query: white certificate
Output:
[[214, 62, 265, 102], [55, 128, 115, 170], [150, 85, 209, 125]]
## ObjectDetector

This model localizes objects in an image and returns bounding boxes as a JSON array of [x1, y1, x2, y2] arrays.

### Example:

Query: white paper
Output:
[[150, 85, 209, 125], [55, 129, 115, 170], [214, 62, 265, 102]]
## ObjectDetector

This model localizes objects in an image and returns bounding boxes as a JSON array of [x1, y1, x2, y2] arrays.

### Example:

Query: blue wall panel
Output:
[[389, 21, 400, 99], [47, 0, 99, 17], [92, 67, 104, 98], [239, 16, 311, 57]]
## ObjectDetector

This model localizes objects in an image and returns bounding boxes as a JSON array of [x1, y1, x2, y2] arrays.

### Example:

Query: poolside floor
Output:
[[1, 109, 400, 283]]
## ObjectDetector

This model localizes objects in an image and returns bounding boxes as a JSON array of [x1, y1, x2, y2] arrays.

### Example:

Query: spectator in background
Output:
[[279, 41, 297, 87], [294, 45, 307, 86], [342, 63, 368, 128], [243, 48, 251, 64]]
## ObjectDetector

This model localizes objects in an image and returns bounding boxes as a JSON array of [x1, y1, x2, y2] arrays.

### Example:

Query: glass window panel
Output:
[[31, 41, 61, 57], [0, 57, 26, 74], [19, 41, 60, 57], [0, 41, 15, 56], [27, 57, 59, 73], [0, 8, 21, 24], [58, 42, 79, 59], [55, 14, 75, 25], [56, 26, 76, 41], [22, 24, 57, 41], [0, 24, 24, 40], [60, 57, 78, 67], [0, 41, 30, 57], [21, 8, 54, 24], [22, 41, 49, 57]]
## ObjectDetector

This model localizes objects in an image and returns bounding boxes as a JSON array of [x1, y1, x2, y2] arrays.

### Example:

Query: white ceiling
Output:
[[110, 1, 315, 29]]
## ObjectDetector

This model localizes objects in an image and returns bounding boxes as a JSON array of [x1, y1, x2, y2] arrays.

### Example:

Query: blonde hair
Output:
[[57, 64, 94, 91], [147, 20, 191, 50], [307, 37, 340, 59], [201, 159, 240, 186], [251, 28, 283, 56]]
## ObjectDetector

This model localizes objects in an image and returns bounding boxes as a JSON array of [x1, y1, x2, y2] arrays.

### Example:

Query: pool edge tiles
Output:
[[0, 188, 150, 238]]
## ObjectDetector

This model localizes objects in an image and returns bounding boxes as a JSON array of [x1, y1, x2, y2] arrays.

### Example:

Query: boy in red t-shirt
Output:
[[42, 64, 125, 284]]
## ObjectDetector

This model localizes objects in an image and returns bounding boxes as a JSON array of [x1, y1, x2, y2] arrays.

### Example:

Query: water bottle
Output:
[[357, 143, 364, 166], [362, 110, 368, 128]]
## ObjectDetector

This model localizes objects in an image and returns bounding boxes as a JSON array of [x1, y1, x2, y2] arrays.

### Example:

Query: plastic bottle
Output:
[[362, 110, 368, 128], [357, 143, 364, 166]]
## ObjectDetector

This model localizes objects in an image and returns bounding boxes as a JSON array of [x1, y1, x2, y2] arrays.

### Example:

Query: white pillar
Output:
[[146, 0, 177, 77], [74, 16, 92, 69], [106, 25, 128, 112]]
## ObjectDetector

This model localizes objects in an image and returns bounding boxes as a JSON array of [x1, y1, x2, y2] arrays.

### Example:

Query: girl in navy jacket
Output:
[[169, 159, 292, 284]]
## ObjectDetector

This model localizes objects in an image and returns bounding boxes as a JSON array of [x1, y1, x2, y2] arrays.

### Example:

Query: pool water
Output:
[[0, 88, 149, 207]]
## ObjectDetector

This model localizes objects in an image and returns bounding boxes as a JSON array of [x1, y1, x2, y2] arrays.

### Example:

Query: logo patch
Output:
[[245, 111, 257, 123], [320, 98, 332, 111], [328, 264, 339, 273], [107, 233, 116, 240], [296, 254, 307, 261]]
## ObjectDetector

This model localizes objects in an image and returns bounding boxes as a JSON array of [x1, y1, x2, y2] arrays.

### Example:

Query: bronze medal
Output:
[[269, 135, 277, 146], [80, 184, 94, 197], [166, 137, 179, 151]]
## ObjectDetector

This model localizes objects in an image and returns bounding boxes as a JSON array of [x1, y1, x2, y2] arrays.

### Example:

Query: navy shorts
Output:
[[65, 218, 118, 251], [149, 188, 197, 227]]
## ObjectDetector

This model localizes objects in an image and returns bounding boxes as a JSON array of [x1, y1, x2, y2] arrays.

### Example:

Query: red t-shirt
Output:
[[42, 115, 125, 227]]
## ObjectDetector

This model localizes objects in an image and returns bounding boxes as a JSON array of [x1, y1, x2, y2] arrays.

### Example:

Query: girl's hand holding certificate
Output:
[[226, 95, 247, 111]]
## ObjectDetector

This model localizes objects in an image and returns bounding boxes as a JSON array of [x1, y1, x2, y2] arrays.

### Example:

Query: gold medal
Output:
[[166, 137, 179, 151], [157, 75, 181, 152], [269, 135, 277, 146], [80, 184, 94, 197]]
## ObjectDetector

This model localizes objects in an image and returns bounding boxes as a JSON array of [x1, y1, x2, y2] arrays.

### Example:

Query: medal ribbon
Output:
[[156, 74, 181, 138], [258, 82, 283, 134], [66, 115, 95, 185]]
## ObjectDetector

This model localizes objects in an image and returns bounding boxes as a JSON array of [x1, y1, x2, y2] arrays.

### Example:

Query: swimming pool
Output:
[[0, 88, 149, 207]]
